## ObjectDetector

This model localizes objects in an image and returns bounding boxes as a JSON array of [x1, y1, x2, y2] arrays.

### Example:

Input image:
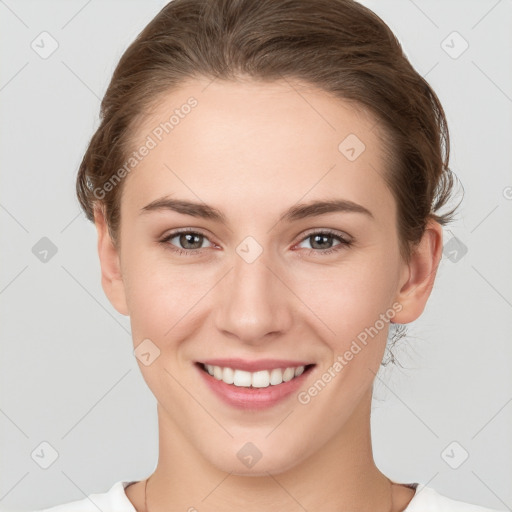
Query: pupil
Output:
[[312, 234, 331, 249], [181, 233, 201, 249]]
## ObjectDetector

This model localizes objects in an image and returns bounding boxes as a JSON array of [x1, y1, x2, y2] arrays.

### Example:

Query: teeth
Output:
[[251, 370, 270, 388], [203, 364, 307, 388], [269, 368, 283, 385], [213, 366, 223, 380], [282, 367, 295, 382], [233, 369, 252, 387], [222, 366, 234, 384]]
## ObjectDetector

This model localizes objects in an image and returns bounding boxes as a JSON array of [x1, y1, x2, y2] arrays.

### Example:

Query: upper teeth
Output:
[[204, 364, 306, 388]]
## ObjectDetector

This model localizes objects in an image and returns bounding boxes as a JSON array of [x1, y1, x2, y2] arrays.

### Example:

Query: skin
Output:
[[94, 77, 443, 512]]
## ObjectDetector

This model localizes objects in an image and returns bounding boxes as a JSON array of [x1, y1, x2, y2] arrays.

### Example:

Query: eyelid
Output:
[[296, 228, 353, 245], [162, 226, 210, 237]]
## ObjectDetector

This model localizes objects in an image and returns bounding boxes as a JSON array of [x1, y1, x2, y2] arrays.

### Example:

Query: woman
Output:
[[35, 0, 505, 510]]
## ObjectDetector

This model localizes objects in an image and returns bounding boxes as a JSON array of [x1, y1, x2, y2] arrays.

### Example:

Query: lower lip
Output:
[[195, 363, 315, 410]]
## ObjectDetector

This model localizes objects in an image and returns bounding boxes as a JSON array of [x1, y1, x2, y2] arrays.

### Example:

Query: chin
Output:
[[204, 439, 308, 477]]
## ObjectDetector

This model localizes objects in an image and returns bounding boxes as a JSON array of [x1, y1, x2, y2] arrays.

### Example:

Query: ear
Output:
[[94, 206, 129, 316], [392, 219, 443, 324]]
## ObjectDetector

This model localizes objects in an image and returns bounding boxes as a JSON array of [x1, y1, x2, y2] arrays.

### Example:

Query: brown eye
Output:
[[175, 232, 204, 250], [160, 229, 214, 255], [296, 230, 352, 256], [309, 233, 336, 250]]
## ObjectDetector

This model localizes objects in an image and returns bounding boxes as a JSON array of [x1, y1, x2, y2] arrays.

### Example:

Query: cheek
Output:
[[296, 256, 398, 344], [120, 243, 188, 336], [292, 259, 398, 419], [121, 243, 230, 359], [126, 265, 201, 341]]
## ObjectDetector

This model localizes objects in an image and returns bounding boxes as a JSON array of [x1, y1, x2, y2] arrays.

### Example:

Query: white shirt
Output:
[[32, 480, 506, 512]]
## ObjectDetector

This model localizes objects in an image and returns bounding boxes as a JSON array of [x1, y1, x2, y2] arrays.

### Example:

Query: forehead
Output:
[[121, 77, 394, 224]]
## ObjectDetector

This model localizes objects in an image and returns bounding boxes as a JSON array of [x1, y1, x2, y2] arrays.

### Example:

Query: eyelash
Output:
[[159, 228, 353, 257]]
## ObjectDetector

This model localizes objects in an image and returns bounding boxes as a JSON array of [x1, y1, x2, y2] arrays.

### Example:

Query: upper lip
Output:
[[199, 358, 314, 372]]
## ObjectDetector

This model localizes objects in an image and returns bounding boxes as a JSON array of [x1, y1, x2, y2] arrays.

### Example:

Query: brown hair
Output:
[[76, 0, 459, 262]]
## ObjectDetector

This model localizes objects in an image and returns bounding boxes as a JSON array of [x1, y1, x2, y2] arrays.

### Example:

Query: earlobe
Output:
[[392, 220, 443, 324], [94, 206, 130, 316]]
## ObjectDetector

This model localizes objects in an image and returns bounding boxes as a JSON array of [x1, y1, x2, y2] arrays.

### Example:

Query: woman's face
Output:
[[97, 78, 433, 475]]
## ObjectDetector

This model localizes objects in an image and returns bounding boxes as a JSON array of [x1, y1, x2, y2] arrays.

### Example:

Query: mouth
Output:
[[196, 361, 316, 388], [194, 361, 316, 410]]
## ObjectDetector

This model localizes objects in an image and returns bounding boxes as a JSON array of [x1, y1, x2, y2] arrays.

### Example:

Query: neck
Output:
[[142, 389, 399, 512]]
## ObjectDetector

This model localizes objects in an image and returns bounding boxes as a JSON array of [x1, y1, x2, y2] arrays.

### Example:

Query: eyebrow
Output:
[[139, 196, 374, 223]]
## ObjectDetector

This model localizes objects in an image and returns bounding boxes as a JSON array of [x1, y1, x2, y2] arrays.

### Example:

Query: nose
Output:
[[213, 246, 294, 345]]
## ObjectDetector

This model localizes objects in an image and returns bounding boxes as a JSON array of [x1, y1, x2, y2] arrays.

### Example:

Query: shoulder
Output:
[[32, 481, 137, 512], [405, 484, 506, 512]]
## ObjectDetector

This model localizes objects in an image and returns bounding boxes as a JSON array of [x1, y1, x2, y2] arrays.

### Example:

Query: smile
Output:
[[200, 362, 315, 388], [195, 361, 317, 410]]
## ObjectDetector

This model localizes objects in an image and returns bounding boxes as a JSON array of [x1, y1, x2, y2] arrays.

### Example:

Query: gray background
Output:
[[1, 0, 511, 510]]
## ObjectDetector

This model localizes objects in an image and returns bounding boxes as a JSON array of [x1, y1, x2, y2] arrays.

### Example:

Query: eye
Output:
[[159, 228, 352, 257], [295, 229, 352, 256], [159, 229, 215, 256]]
